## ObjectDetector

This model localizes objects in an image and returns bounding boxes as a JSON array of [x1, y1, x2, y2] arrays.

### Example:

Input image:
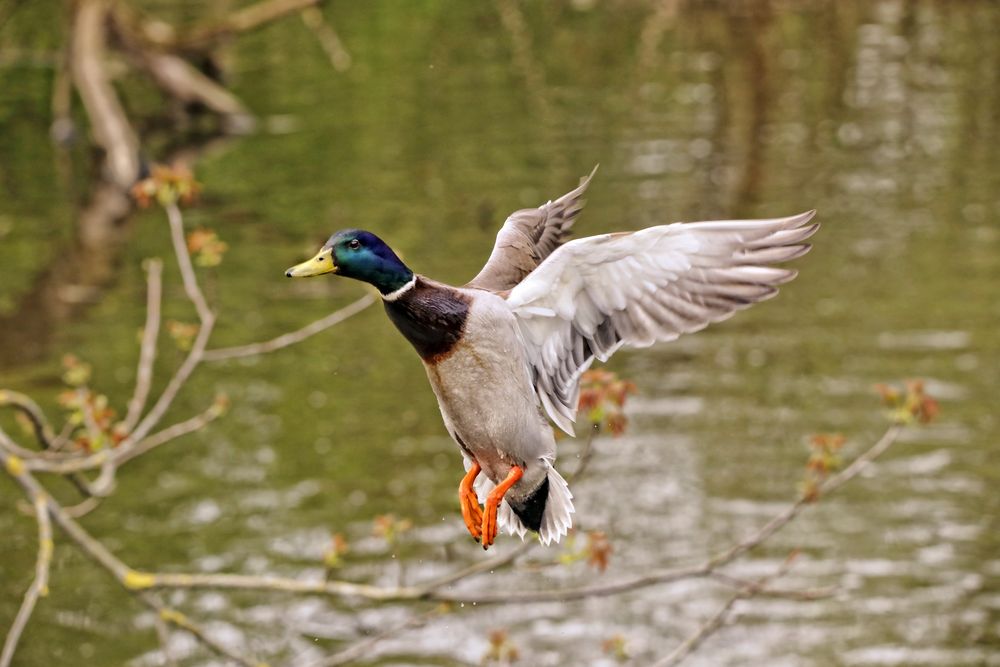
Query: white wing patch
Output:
[[506, 211, 819, 434]]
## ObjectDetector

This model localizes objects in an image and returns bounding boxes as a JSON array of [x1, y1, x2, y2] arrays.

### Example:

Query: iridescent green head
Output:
[[285, 230, 413, 295]]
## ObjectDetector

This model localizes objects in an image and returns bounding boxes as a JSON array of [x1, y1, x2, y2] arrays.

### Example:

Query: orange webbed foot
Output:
[[459, 462, 484, 541], [480, 465, 523, 550]]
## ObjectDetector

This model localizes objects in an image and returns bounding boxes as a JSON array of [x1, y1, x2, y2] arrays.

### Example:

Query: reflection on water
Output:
[[1, 1, 998, 665]]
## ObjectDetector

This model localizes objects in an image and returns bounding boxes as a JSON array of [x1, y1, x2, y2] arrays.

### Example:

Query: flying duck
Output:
[[286, 169, 817, 549]]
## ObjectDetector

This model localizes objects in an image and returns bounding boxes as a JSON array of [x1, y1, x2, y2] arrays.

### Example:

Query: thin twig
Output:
[[165, 201, 212, 324], [203, 294, 375, 362], [3, 450, 129, 582], [0, 427, 48, 460], [82, 425, 899, 606], [21, 447, 110, 474], [113, 400, 226, 467], [59, 496, 102, 519], [123, 203, 215, 447], [50, 422, 75, 452], [141, 571, 422, 601], [704, 422, 904, 571], [651, 553, 799, 667], [302, 606, 444, 667], [140, 593, 261, 667], [19, 400, 224, 475], [76, 386, 103, 449], [418, 542, 534, 593], [0, 494, 53, 667], [425, 423, 904, 604], [299, 6, 351, 72], [87, 457, 117, 497], [1, 451, 261, 667], [1, 406, 907, 667], [0, 390, 56, 448], [26, 424, 903, 608], [182, 0, 324, 48], [123, 259, 163, 433], [707, 571, 835, 601], [152, 608, 178, 667]]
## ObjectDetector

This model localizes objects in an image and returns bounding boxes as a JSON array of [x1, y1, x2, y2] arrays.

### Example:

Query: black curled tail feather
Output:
[[508, 476, 549, 533], [497, 464, 574, 545]]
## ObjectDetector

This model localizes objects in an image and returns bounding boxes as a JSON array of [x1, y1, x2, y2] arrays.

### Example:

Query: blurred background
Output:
[[1, 0, 998, 665]]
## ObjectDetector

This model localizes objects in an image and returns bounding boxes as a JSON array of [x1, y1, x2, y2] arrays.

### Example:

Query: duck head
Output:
[[285, 230, 413, 296]]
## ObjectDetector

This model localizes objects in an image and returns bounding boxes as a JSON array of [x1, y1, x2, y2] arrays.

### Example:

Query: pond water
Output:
[[1, 1, 998, 665]]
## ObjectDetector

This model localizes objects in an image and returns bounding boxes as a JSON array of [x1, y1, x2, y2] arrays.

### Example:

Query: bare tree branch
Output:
[[139, 571, 423, 601], [203, 294, 376, 362], [123, 203, 215, 447], [139, 593, 261, 667], [71, 0, 140, 189], [165, 202, 213, 324], [152, 608, 178, 667], [0, 451, 260, 666], [703, 422, 903, 572], [425, 423, 904, 605], [300, 6, 351, 72], [17, 399, 223, 475], [707, 571, 835, 601], [181, 0, 324, 49], [0, 390, 56, 448], [420, 542, 534, 594], [651, 554, 799, 667], [113, 400, 226, 467], [137, 50, 253, 126], [0, 494, 53, 667], [123, 259, 163, 433], [303, 606, 445, 667]]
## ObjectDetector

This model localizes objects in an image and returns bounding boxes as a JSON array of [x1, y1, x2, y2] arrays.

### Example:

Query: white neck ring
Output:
[[381, 276, 416, 302]]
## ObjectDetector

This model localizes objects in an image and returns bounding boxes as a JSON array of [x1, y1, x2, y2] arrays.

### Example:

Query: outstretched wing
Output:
[[466, 167, 598, 292], [506, 211, 819, 434]]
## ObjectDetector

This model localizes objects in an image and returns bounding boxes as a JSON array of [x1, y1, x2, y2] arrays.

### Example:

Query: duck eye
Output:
[[348, 239, 361, 250]]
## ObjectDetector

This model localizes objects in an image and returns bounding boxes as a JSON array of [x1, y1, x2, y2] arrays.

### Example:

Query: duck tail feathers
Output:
[[492, 462, 575, 545], [537, 464, 574, 545]]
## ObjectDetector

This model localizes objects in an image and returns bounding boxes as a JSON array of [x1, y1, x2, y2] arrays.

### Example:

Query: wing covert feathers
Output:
[[508, 210, 818, 434]]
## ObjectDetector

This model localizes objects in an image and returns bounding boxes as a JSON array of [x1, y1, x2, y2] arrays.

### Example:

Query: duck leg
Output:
[[459, 461, 484, 541], [481, 465, 524, 550]]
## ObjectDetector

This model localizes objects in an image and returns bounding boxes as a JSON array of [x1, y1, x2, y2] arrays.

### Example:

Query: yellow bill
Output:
[[285, 247, 337, 278]]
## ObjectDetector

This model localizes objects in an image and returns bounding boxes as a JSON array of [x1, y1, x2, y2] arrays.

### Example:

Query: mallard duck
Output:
[[286, 169, 817, 549]]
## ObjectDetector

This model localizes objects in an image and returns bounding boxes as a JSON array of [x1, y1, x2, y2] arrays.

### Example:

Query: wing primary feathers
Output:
[[466, 167, 600, 293], [508, 209, 818, 432]]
